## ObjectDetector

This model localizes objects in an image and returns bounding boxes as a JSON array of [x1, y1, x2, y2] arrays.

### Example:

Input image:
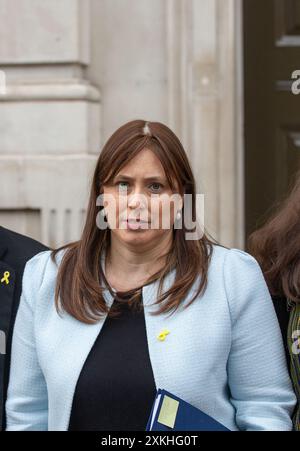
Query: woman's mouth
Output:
[[122, 219, 150, 230]]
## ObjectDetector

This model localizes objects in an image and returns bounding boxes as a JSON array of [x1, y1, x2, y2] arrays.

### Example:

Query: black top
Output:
[[271, 295, 292, 371], [0, 226, 48, 430], [68, 287, 157, 431]]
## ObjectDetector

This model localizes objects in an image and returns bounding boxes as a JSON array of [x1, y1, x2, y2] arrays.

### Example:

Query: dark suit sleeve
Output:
[[0, 227, 49, 430]]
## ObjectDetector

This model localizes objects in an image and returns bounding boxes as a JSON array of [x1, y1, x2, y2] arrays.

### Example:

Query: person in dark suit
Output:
[[0, 226, 48, 430]]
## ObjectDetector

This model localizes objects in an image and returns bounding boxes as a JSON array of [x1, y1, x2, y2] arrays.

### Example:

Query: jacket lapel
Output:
[[0, 231, 17, 354], [0, 231, 16, 430], [142, 269, 181, 394], [48, 251, 117, 430]]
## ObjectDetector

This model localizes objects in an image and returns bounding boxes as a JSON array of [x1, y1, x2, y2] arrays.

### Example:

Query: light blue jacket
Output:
[[5, 245, 296, 431]]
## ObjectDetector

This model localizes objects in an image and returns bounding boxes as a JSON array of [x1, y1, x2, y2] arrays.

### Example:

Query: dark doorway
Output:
[[243, 0, 300, 244]]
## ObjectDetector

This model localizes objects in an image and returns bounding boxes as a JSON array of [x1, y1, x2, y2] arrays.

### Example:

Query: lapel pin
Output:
[[157, 329, 170, 341], [1, 271, 10, 285]]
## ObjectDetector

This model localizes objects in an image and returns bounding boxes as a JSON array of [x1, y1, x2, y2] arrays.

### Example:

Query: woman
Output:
[[5, 120, 296, 431], [248, 174, 300, 430]]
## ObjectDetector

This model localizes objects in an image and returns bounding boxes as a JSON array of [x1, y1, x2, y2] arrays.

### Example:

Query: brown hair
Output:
[[51, 119, 219, 323], [248, 172, 300, 303]]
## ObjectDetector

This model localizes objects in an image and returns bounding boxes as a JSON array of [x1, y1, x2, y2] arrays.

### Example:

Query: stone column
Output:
[[166, 0, 244, 248]]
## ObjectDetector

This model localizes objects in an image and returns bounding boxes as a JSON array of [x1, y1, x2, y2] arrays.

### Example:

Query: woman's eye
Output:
[[117, 181, 129, 191], [116, 181, 163, 193], [150, 183, 162, 192]]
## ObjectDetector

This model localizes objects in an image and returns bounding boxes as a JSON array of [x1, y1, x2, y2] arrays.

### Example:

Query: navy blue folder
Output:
[[146, 388, 230, 431]]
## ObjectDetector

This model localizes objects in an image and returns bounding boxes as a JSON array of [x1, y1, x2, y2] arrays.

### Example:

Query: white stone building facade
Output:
[[0, 0, 244, 249]]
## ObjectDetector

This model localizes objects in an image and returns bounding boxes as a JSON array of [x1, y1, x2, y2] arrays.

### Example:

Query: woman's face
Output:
[[102, 148, 182, 249]]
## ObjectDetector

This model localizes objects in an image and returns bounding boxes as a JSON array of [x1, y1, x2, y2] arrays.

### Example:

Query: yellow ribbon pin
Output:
[[157, 329, 170, 341], [1, 271, 10, 285]]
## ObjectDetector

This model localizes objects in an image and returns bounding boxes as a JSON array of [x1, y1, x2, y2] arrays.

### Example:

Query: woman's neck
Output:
[[105, 234, 172, 291]]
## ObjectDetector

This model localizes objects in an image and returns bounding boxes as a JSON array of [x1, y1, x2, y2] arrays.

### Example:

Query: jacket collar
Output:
[[99, 247, 176, 311], [0, 226, 8, 260]]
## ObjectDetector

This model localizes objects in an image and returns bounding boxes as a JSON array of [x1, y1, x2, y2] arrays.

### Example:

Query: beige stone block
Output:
[[0, 155, 98, 247], [0, 0, 90, 64], [0, 82, 101, 154]]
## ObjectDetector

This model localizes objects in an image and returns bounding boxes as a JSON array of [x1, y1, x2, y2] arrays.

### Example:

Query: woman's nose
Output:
[[128, 193, 141, 209], [128, 191, 147, 209]]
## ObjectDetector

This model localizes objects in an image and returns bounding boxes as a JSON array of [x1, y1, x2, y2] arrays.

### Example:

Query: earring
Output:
[[176, 211, 181, 220]]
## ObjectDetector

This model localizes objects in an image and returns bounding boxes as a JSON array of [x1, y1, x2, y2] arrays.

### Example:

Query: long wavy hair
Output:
[[51, 119, 219, 324], [248, 171, 300, 303]]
